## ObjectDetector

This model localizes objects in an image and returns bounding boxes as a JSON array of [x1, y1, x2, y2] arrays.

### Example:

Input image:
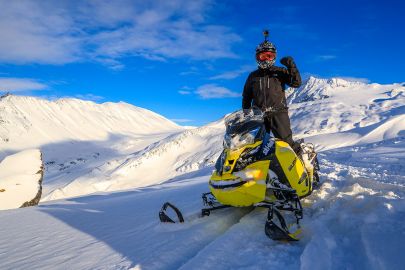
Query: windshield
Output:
[[224, 109, 264, 135], [223, 109, 265, 149]]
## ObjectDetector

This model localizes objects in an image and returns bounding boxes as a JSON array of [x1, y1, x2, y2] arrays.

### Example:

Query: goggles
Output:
[[256, 51, 276, 61]]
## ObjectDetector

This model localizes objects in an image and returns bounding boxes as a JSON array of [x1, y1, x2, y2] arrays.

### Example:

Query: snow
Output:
[[0, 94, 182, 154], [0, 77, 404, 269], [0, 176, 249, 270], [0, 94, 186, 199], [0, 141, 403, 269], [288, 77, 405, 150], [42, 121, 224, 201], [0, 149, 43, 210]]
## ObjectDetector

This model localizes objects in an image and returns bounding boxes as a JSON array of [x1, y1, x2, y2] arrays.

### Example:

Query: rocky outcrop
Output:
[[0, 149, 43, 210], [20, 165, 44, 208]]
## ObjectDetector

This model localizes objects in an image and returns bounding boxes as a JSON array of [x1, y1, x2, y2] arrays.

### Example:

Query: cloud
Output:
[[37, 93, 105, 102], [0, 0, 241, 67], [179, 67, 199, 76], [209, 65, 254, 80], [0, 77, 48, 92], [178, 90, 191, 95], [0, 1, 82, 65], [315, 55, 337, 61], [170, 118, 193, 123], [336, 77, 370, 83], [75, 93, 105, 102], [195, 84, 240, 99], [178, 86, 192, 95]]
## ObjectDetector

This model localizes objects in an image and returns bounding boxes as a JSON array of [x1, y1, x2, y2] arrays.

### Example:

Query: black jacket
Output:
[[242, 65, 301, 111]]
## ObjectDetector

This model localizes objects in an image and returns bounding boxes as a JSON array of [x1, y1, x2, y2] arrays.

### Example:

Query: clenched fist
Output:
[[280, 56, 296, 68]]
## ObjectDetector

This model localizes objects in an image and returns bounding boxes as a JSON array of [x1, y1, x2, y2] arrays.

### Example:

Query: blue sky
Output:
[[0, 0, 404, 126]]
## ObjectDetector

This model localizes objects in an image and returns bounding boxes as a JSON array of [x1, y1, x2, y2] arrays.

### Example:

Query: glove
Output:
[[280, 56, 296, 68]]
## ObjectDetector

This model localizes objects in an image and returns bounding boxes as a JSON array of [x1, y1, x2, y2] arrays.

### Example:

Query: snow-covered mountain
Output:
[[0, 94, 182, 155], [0, 94, 186, 200], [0, 77, 404, 269], [44, 119, 225, 200], [286, 76, 366, 104], [288, 77, 405, 149], [49, 76, 403, 201], [2, 77, 405, 201]]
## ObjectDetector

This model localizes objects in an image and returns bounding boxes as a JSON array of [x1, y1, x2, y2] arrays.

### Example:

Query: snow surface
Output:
[[0, 149, 43, 210], [0, 140, 403, 269], [0, 77, 404, 269]]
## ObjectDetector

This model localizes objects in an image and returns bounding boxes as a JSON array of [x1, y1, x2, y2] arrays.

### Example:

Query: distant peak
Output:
[[304, 76, 367, 87], [287, 76, 369, 104], [0, 92, 12, 99]]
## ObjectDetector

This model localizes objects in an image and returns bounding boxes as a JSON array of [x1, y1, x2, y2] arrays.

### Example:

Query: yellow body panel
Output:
[[221, 141, 262, 174], [209, 139, 313, 207], [274, 140, 311, 197], [210, 160, 269, 206]]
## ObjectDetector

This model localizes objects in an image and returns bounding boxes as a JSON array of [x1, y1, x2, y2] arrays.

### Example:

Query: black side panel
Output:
[[269, 155, 290, 187]]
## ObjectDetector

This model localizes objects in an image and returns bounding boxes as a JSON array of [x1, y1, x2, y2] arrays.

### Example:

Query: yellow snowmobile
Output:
[[159, 108, 319, 241]]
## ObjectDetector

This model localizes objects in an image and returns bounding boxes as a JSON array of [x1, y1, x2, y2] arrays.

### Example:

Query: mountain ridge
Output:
[[0, 94, 182, 155]]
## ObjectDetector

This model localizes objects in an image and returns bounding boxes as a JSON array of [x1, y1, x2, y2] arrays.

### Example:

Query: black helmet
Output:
[[255, 30, 277, 69]]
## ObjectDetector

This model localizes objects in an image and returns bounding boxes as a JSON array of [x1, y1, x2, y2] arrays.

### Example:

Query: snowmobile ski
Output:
[[159, 202, 184, 223], [264, 205, 301, 241]]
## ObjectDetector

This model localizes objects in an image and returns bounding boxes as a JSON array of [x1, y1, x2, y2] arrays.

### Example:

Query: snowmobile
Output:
[[159, 108, 319, 241]]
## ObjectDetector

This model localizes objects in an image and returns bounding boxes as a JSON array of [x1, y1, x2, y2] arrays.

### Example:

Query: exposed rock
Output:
[[20, 167, 44, 208]]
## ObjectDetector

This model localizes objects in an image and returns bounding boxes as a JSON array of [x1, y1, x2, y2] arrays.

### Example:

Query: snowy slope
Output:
[[44, 119, 224, 200], [0, 94, 185, 199], [288, 77, 405, 150], [0, 138, 403, 269], [286, 76, 366, 104], [0, 94, 182, 155]]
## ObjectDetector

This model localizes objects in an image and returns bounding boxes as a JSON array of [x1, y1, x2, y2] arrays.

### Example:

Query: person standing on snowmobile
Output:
[[242, 32, 301, 152]]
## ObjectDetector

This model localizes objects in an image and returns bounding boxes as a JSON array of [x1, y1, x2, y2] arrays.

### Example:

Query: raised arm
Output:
[[280, 56, 301, 88]]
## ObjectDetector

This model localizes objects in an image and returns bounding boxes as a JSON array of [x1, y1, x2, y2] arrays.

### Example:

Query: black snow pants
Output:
[[264, 110, 301, 153]]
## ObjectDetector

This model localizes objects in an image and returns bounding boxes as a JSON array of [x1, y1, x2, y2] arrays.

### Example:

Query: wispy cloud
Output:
[[0, 0, 241, 68], [315, 55, 337, 61], [336, 77, 370, 83], [171, 118, 193, 123], [75, 93, 105, 102], [0, 77, 48, 92], [178, 86, 192, 95], [179, 66, 199, 76], [178, 90, 192, 95], [179, 70, 199, 76], [195, 84, 240, 99], [209, 65, 254, 80]]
